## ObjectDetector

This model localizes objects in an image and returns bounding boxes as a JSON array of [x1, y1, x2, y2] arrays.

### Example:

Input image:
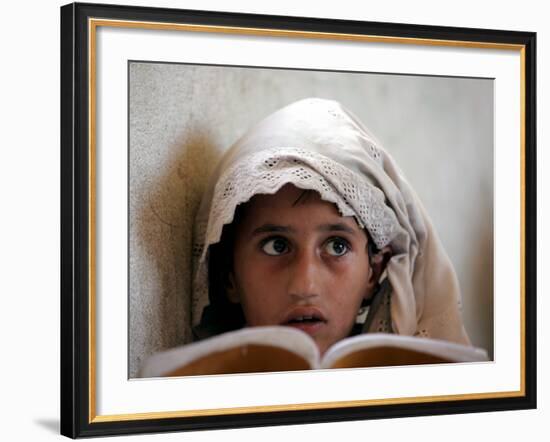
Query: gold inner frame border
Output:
[[87, 17, 527, 423]]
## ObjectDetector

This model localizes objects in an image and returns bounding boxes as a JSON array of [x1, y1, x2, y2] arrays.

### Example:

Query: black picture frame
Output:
[[60, 2, 537, 438]]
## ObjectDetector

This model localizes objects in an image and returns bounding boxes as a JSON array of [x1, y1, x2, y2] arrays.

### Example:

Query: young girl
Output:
[[190, 97, 471, 354]]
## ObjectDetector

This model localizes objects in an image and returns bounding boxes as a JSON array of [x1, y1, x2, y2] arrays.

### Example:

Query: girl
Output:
[[190, 97, 471, 354]]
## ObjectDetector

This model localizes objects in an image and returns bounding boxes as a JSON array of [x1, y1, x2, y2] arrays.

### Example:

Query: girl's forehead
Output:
[[246, 184, 335, 212], [238, 184, 362, 231]]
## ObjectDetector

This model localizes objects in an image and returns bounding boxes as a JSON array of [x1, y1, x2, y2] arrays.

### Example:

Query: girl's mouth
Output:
[[282, 309, 327, 335], [287, 315, 320, 323]]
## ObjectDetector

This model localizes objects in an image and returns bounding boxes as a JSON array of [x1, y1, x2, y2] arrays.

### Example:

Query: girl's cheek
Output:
[[326, 256, 356, 274]]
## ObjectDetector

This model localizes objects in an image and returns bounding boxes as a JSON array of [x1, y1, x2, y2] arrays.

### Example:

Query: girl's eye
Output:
[[261, 237, 289, 256], [325, 238, 350, 256]]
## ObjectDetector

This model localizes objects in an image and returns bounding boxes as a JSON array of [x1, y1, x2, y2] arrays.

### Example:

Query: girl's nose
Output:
[[287, 249, 320, 302]]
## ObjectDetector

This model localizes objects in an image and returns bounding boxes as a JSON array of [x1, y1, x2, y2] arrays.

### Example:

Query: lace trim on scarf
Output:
[[194, 147, 398, 261]]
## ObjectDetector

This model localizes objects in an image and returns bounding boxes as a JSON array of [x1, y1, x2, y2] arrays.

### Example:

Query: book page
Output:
[[140, 326, 321, 377], [321, 334, 489, 369]]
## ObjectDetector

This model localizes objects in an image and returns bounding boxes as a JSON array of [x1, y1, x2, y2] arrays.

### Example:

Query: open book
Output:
[[140, 326, 489, 378]]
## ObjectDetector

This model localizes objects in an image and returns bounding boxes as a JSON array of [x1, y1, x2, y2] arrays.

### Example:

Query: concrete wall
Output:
[[129, 62, 493, 377]]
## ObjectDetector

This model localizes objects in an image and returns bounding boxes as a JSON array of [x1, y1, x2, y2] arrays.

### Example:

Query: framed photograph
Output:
[[60, 1, 536, 438]]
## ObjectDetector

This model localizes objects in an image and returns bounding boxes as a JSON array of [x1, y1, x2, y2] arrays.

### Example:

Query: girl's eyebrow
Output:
[[251, 223, 357, 236], [251, 224, 294, 236], [317, 223, 357, 235]]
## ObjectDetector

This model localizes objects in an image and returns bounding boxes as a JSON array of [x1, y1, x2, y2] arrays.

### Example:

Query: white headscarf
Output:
[[191, 97, 471, 345]]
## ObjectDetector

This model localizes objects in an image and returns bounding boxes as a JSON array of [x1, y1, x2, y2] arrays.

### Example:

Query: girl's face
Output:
[[227, 184, 382, 355]]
